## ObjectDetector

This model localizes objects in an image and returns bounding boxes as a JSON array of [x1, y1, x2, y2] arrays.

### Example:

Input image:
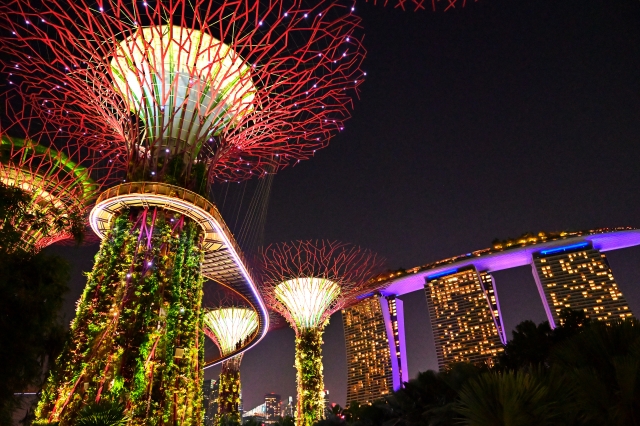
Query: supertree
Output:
[[260, 241, 384, 426], [0, 1, 365, 424], [0, 101, 105, 252], [203, 306, 258, 423], [201, 284, 259, 423]]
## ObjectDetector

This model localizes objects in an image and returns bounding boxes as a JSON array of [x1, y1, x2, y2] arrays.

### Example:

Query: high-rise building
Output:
[[342, 295, 408, 406], [283, 396, 295, 418], [478, 271, 507, 344], [264, 393, 281, 421], [202, 379, 219, 426], [424, 267, 504, 370], [323, 390, 331, 418], [532, 242, 634, 327]]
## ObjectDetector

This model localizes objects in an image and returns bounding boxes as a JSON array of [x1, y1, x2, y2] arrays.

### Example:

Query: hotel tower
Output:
[[342, 295, 408, 405], [424, 267, 504, 370], [532, 241, 633, 327]]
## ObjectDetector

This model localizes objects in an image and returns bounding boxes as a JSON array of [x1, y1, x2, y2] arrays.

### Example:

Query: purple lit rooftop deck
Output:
[[380, 228, 640, 297]]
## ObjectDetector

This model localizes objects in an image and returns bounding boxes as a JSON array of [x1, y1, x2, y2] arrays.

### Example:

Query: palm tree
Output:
[[551, 319, 640, 426], [387, 363, 483, 426], [496, 309, 591, 371], [74, 400, 128, 426], [339, 401, 392, 426], [455, 369, 571, 426]]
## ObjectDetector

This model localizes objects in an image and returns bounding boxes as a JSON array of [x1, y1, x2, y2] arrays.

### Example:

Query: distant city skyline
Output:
[[265, 393, 282, 422], [202, 379, 219, 426], [242, 392, 292, 423]]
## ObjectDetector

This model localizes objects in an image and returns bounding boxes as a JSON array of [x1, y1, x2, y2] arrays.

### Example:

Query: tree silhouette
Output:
[[0, 185, 70, 425]]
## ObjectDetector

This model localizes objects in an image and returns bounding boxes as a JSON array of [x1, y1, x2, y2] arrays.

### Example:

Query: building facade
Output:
[[202, 379, 219, 426], [478, 271, 507, 344], [323, 390, 331, 417], [342, 295, 408, 406], [532, 242, 633, 327], [424, 267, 504, 370], [283, 396, 295, 418], [264, 393, 281, 421]]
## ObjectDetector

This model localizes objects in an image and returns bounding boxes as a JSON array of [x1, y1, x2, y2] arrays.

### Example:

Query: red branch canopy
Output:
[[0, 98, 114, 249], [259, 240, 385, 332], [0, 0, 366, 184], [364, 0, 475, 12]]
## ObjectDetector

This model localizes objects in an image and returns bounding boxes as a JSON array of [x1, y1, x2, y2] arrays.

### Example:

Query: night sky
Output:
[[47, 0, 640, 412]]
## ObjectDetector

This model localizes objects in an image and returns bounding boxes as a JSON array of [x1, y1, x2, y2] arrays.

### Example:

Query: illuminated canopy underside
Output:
[[204, 307, 258, 356], [0, 136, 97, 247], [275, 277, 341, 330], [0, 137, 95, 209], [111, 25, 256, 148], [1, 167, 68, 210]]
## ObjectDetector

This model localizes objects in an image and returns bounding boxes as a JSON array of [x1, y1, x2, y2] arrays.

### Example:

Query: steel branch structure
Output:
[[1, 0, 365, 184], [0, 1, 366, 424], [260, 240, 384, 426], [0, 103, 104, 251], [364, 0, 475, 12]]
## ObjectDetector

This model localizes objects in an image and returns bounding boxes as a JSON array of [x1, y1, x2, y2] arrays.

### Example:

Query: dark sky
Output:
[[48, 0, 640, 411]]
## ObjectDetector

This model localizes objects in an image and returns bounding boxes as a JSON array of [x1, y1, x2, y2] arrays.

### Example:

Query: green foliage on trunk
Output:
[[75, 400, 128, 426], [295, 328, 326, 426], [34, 209, 205, 425], [216, 358, 242, 424]]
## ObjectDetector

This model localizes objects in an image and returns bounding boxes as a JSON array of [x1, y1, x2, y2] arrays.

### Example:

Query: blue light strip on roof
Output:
[[356, 292, 375, 300], [426, 268, 458, 280], [539, 242, 589, 256]]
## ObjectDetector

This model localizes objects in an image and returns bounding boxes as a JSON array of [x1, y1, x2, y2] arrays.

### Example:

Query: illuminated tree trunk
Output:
[[294, 328, 325, 426], [216, 355, 242, 424], [35, 208, 205, 426]]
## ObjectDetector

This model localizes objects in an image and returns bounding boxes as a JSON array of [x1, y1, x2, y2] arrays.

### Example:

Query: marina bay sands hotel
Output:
[[342, 227, 639, 405]]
